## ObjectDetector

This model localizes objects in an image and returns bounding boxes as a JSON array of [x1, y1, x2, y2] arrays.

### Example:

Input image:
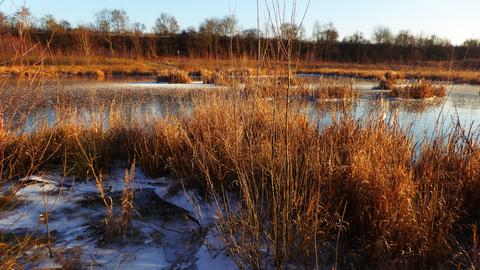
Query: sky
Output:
[[1, 0, 479, 45]]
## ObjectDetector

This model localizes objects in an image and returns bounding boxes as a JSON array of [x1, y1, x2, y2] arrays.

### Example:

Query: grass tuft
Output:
[[156, 69, 192, 84], [390, 80, 447, 99]]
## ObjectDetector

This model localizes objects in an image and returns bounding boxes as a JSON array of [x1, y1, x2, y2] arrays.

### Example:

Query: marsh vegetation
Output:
[[1, 1, 480, 269]]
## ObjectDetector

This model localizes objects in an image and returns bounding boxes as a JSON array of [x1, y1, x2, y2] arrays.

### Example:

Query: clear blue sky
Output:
[[2, 0, 479, 44]]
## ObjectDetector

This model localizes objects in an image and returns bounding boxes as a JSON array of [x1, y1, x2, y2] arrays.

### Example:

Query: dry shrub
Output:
[[89, 70, 105, 80], [413, 128, 480, 266], [2, 125, 68, 180], [200, 69, 230, 85], [156, 69, 191, 84], [390, 80, 446, 99], [167, 97, 476, 268]]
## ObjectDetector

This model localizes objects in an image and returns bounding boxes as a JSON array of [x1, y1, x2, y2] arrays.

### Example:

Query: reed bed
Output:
[[156, 69, 192, 84], [1, 90, 479, 269], [200, 68, 256, 86]]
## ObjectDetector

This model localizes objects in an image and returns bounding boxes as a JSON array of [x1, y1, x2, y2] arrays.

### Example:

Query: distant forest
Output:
[[2, 6, 480, 68]]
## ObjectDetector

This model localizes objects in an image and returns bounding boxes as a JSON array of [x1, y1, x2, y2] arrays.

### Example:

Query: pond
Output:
[[4, 78, 480, 141]]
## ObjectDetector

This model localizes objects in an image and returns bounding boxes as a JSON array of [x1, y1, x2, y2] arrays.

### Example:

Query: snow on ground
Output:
[[0, 169, 238, 269]]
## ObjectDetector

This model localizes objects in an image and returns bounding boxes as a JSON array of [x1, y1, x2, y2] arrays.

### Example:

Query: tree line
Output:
[[1, 6, 480, 67]]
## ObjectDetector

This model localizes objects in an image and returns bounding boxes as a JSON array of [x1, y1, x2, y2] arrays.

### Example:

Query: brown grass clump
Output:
[[200, 69, 215, 84], [312, 80, 357, 99], [375, 71, 400, 90], [200, 68, 252, 86], [200, 69, 230, 85], [390, 80, 447, 99], [92, 163, 136, 242], [156, 69, 192, 84]]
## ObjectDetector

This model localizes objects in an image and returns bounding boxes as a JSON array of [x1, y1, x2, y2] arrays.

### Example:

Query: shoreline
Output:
[[0, 57, 478, 84]]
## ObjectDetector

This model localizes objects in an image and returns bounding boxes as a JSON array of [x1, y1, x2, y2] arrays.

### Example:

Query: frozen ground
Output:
[[0, 169, 237, 270]]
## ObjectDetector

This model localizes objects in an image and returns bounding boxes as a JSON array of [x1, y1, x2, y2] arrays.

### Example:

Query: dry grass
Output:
[[298, 62, 480, 85], [374, 71, 401, 90], [156, 69, 192, 84], [0, 235, 39, 269], [243, 77, 358, 100], [1, 55, 479, 85], [200, 68, 255, 86], [390, 80, 447, 99]]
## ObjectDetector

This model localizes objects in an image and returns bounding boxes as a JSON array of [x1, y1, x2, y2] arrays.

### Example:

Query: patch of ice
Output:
[[1, 170, 238, 269], [195, 244, 238, 270], [19, 175, 56, 185]]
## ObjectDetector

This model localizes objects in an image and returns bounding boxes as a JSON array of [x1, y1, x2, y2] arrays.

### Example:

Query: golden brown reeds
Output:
[[156, 69, 192, 84], [375, 71, 400, 90], [390, 80, 447, 99]]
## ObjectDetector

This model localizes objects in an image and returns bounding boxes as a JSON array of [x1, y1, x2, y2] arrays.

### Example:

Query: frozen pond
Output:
[[4, 78, 480, 140]]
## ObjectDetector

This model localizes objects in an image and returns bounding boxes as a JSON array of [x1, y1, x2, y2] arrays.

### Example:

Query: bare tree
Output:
[[372, 26, 393, 44], [199, 17, 224, 57], [95, 9, 111, 32], [221, 15, 238, 59], [395, 30, 416, 47], [312, 21, 338, 43], [279, 23, 305, 41], [40, 14, 68, 32], [131, 22, 146, 58], [95, 9, 114, 56], [12, 6, 35, 35], [221, 15, 238, 37], [0, 11, 9, 33], [312, 21, 338, 61], [153, 13, 179, 36], [110, 9, 129, 33], [76, 25, 95, 68]]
